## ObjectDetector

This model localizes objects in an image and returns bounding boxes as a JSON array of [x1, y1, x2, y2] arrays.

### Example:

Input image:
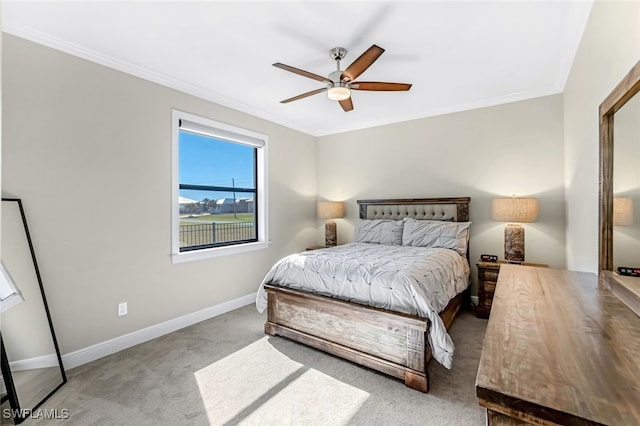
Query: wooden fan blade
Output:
[[280, 87, 327, 104], [352, 82, 412, 91], [339, 97, 353, 112], [341, 44, 385, 82], [273, 63, 329, 83]]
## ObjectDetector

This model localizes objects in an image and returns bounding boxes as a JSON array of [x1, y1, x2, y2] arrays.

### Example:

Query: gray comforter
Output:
[[256, 242, 470, 368]]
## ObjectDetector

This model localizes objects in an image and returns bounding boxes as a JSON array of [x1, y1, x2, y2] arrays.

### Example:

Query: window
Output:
[[172, 110, 268, 263]]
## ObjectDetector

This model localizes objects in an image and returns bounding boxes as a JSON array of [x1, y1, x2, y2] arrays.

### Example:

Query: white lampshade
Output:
[[317, 201, 345, 219], [492, 197, 539, 223], [614, 197, 633, 226]]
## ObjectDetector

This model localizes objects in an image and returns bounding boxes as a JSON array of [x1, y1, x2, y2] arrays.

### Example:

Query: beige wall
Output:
[[1, 35, 317, 353], [563, 0, 640, 273], [316, 95, 567, 293]]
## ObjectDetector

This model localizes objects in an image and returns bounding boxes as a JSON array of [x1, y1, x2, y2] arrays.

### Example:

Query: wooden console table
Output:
[[476, 265, 640, 425]]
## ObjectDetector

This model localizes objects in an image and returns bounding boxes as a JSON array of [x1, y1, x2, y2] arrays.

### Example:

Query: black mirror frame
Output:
[[1, 198, 66, 424]]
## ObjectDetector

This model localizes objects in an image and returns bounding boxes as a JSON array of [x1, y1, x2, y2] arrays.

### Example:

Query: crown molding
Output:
[[2, 17, 583, 138], [2, 24, 318, 136]]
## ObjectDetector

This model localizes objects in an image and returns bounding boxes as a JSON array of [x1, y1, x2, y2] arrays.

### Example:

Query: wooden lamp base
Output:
[[504, 223, 525, 263], [325, 220, 337, 247]]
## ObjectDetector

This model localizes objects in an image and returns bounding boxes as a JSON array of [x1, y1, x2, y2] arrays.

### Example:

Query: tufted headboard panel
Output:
[[357, 197, 470, 222]]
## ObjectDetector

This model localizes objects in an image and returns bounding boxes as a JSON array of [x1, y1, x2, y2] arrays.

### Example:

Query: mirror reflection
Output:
[[613, 90, 640, 269], [1, 198, 66, 424]]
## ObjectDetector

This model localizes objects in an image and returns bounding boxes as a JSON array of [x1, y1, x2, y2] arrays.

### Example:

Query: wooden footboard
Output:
[[264, 284, 464, 393], [264, 196, 470, 393]]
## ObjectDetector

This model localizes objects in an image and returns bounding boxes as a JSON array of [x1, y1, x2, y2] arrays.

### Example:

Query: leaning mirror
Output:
[[599, 59, 640, 317], [1, 198, 66, 424]]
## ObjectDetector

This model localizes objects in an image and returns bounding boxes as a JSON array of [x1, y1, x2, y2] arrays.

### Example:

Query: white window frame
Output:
[[171, 109, 269, 263]]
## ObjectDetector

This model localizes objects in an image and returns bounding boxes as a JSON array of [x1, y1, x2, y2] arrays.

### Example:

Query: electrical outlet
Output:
[[118, 302, 128, 317]]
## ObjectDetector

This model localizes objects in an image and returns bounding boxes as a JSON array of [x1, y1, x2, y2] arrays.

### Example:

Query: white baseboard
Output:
[[470, 295, 478, 305], [62, 292, 257, 370]]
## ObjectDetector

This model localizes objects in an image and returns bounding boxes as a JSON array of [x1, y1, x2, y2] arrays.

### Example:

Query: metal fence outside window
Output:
[[179, 222, 255, 248]]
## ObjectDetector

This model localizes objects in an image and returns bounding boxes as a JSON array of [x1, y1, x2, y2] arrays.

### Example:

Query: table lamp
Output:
[[492, 197, 539, 263], [317, 201, 345, 247]]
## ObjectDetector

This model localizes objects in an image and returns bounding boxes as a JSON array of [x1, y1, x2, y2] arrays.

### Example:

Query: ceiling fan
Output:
[[273, 44, 412, 112]]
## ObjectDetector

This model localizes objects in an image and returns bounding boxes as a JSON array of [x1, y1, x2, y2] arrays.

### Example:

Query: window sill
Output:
[[171, 241, 270, 264]]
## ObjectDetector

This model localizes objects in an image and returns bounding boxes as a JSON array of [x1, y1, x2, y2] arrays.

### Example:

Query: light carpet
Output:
[[18, 305, 487, 425]]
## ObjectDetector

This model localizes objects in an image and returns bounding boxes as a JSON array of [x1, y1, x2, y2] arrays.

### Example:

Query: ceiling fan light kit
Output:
[[274, 44, 412, 112], [327, 83, 351, 101]]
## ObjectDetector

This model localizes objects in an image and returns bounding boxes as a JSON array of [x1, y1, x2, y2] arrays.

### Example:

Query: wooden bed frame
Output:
[[264, 197, 471, 392]]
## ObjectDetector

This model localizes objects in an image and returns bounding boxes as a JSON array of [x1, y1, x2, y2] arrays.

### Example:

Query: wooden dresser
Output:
[[476, 265, 640, 425], [476, 261, 548, 318]]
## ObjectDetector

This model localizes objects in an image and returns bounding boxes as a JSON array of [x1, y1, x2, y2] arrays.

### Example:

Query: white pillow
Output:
[[354, 219, 404, 245], [402, 218, 471, 256]]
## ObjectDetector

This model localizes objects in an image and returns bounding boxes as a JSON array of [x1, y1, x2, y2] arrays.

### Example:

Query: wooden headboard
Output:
[[357, 197, 470, 222]]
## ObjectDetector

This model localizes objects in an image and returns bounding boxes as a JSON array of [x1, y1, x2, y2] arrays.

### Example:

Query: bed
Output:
[[256, 197, 471, 392]]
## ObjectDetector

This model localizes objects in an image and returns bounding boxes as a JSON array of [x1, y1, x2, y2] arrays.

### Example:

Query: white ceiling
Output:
[[2, 1, 593, 136]]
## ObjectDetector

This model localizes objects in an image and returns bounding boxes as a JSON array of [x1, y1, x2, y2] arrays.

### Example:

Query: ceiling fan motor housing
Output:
[[328, 70, 347, 85], [327, 78, 351, 100]]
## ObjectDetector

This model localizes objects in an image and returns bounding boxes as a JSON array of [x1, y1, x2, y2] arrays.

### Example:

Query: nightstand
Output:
[[476, 260, 548, 318]]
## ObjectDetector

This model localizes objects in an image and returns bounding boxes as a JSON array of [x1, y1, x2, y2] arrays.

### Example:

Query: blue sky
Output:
[[179, 131, 255, 202]]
